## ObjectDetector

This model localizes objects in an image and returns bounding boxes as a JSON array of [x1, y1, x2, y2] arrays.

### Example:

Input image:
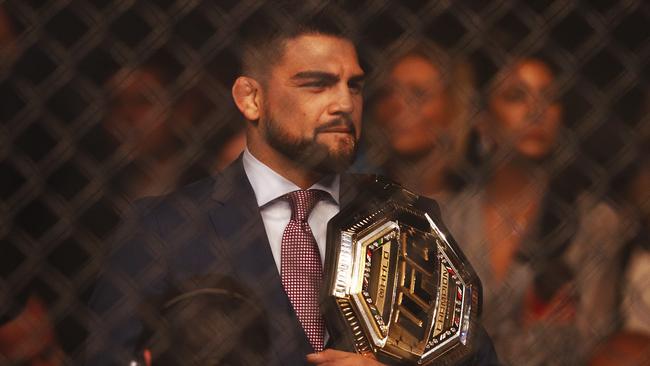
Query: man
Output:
[[88, 18, 496, 366]]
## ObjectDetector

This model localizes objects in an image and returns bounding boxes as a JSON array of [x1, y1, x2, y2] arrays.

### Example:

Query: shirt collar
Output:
[[242, 148, 340, 207]]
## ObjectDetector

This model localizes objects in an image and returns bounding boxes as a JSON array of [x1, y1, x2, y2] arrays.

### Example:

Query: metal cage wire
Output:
[[0, 0, 648, 365]]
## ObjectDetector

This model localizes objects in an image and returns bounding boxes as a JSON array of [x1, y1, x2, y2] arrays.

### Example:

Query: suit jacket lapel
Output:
[[208, 157, 312, 365], [339, 173, 364, 208]]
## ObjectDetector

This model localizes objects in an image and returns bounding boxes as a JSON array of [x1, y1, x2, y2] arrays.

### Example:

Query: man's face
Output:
[[259, 34, 364, 173]]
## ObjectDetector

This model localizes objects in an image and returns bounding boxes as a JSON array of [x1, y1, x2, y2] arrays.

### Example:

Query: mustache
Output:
[[314, 116, 357, 135]]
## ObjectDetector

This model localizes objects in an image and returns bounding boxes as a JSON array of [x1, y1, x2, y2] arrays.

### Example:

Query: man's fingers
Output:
[[307, 349, 383, 365], [307, 349, 352, 362]]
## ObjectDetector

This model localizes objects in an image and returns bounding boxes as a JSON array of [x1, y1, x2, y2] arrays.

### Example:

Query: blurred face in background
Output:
[[0, 5, 17, 64], [0, 296, 64, 366], [373, 54, 452, 160], [485, 58, 562, 160], [105, 68, 178, 160]]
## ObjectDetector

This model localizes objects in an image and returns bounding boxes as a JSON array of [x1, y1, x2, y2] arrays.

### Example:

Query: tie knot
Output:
[[286, 190, 325, 222]]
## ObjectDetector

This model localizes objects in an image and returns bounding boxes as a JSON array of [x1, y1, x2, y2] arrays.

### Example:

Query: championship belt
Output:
[[322, 176, 482, 365]]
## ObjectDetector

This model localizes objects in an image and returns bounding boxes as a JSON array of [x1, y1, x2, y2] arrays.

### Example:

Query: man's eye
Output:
[[349, 83, 363, 94], [302, 81, 328, 88]]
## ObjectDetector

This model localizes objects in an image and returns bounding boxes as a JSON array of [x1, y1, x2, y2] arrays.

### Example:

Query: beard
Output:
[[262, 115, 358, 174]]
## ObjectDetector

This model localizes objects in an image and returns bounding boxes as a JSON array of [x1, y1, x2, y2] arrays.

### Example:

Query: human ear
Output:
[[232, 76, 262, 121]]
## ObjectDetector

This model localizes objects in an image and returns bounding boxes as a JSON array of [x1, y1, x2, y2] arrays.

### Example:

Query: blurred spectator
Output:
[[101, 58, 242, 199], [0, 4, 17, 68], [598, 95, 650, 366], [364, 40, 474, 202], [36, 52, 243, 363], [172, 54, 245, 175], [445, 55, 629, 365], [57, 59, 188, 250], [103, 62, 189, 200], [619, 137, 650, 335], [0, 3, 19, 125], [0, 295, 65, 366], [212, 128, 246, 172], [588, 331, 650, 366]]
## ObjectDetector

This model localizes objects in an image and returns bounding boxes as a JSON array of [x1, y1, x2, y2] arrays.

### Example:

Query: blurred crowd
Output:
[[362, 39, 649, 365], [1, 1, 648, 365]]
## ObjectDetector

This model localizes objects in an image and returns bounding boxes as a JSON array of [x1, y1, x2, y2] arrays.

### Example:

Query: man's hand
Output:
[[306, 349, 387, 365]]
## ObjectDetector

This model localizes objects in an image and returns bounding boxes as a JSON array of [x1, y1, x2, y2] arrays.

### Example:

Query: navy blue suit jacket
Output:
[[87, 157, 498, 365]]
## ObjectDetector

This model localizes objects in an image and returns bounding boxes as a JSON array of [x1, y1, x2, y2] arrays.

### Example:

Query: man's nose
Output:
[[328, 85, 354, 115]]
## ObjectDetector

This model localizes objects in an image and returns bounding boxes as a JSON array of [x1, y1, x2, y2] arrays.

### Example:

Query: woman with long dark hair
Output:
[[445, 54, 629, 365]]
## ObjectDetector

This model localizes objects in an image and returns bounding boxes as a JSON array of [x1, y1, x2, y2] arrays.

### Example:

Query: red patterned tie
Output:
[[281, 189, 326, 352]]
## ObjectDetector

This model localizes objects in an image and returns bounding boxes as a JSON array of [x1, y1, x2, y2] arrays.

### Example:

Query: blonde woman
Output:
[[365, 39, 475, 204]]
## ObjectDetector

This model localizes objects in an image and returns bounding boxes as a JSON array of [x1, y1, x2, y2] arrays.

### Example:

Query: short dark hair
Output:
[[238, 3, 355, 82]]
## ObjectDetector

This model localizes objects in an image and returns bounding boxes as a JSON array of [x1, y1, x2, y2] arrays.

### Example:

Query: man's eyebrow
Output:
[[291, 71, 339, 82], [349, 74, 366, 84]]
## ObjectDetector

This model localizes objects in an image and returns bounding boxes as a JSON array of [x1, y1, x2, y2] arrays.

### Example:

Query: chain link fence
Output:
[[0, 0, 648, 365]]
